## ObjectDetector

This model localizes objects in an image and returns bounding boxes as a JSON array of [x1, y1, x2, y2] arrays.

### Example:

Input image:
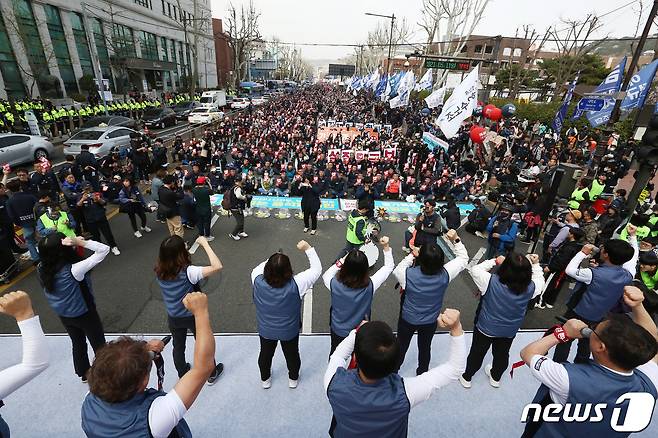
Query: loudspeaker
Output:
[[557, 163, 583, 198]]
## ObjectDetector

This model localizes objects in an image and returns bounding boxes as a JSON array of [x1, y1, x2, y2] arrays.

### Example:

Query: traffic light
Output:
[[638, 114, 658, 165]]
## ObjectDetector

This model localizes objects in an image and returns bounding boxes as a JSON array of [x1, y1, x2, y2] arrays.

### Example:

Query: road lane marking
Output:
[[467, 247, 487, 269], [188, 214, 220, 254], [302, 291, 313, 334]]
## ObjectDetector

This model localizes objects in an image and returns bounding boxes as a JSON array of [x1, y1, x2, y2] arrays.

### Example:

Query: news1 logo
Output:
[[521, 393, 656, 432]]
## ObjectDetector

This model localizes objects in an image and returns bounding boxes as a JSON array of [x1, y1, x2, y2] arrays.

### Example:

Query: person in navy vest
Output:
[[155, 235, 224, 384], [37, 233, 109, 381], [322, 236, 394, 355], [251, 239, 322, 389], [82, 292, 216, 438], [394, 229, 469, 375], [520, 285, 658, 437], [553, 226, 638, 364], [0, 291, 49, 438], [324, 310, 466, 438], [461, 252, 545, 389]]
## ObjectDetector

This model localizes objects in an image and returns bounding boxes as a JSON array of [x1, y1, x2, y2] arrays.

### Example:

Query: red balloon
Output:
[[489, 107, 503, 121], [470, 126, 487, 144], [483, 104, 496, 118]]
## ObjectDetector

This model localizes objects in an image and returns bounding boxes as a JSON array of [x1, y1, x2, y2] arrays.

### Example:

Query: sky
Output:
[[210, 0, 653, 61]]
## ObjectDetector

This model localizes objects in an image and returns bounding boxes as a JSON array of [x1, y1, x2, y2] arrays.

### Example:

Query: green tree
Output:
[[493, 65, 542, 93], [78, 74, 97, 97], [539, 54, 610, 89]]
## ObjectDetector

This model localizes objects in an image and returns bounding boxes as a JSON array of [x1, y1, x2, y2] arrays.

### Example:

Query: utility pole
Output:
[[365, 12, 396, 81], [81, 3, 108, 115], [359, 45, 364, 76], [609, 0, 658, 126]]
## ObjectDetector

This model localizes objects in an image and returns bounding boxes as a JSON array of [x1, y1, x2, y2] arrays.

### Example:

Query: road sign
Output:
[[577, 98, 605, 112], [424, 59, 470, 71], [328, 64, 356, 77]]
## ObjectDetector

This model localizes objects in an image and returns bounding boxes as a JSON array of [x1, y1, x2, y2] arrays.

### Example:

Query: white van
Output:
[[199, 90, 227, 110]]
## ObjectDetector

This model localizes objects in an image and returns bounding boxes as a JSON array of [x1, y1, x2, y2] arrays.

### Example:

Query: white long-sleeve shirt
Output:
[[470, 258, 545, 298], [0, 316, 49, 400], [251, 248, 322, 296], [392, 241, 468, 289], [322, 247, 394, 292], [71, 240, 110, 282], [564, 237, 638, 284], [324, 329, 466, 408]]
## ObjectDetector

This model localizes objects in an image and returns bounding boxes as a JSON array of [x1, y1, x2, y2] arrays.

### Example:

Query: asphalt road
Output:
[[0, 210, 566, 335]]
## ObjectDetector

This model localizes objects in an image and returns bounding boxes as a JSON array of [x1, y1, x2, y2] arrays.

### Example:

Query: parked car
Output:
[[188, 108, 225, 125], [252, 96, 268, 106], [63, 126, 138, 157], [80, 116, 139, 131], [142, 107, 177, 129], [171, 101, 201, 119], [0, 133, 54, 166], [230, 97, 250, 109]]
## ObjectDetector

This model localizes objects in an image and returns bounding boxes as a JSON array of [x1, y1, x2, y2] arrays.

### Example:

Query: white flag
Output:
[[369, 71, 380, 91], [435, 65, 480, 139], [424, 86, 446, 109], [389, 72, 415, 109], [415, 69, 433, 91]]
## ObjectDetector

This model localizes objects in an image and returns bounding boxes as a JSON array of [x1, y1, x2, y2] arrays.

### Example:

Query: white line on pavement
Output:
[[458, 216, 468, 229], [188, 214, 220, 254], [467, 247, 487, 269], [302, 291, 313, 334]]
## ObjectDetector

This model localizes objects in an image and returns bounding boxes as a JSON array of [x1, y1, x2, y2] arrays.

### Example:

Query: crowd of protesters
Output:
[[1, 83, 658, 437]]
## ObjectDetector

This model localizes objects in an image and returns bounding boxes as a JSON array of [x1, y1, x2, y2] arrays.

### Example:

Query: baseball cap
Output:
[[196, 176, 207, 185]]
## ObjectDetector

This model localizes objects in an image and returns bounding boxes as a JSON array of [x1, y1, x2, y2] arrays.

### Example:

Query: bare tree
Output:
[[507, 25, 551, 98], [544, 14, 606, 96], [225, 1, 261, 88], [418, 0, 490, 86], [346, 18, 413, 75]]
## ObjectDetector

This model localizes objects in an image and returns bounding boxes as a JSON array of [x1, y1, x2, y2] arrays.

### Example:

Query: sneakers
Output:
[[262, 378, 272, 389], [206, 363, 224, 386], [229, 233, 240, 241], [205, 236, 215, 242], [111, 247, 121, 256], [459, 375, 471, 389], [238, 232, 248, 238], [141, 226, 152, 233], [401, 246, 411, 254], [485, 364, 500, 388], [288, 378, 298, 389], [134, 230, 143, 238], [534, 302, 545, 309], [545, 303, 554, 309], [310, 230, 316, 235], [475, 231, 486, 239], [303, 227, 309, 233]]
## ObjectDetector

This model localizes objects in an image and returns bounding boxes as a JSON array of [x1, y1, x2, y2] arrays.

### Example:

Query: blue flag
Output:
[[572, 57, 626, 121], [374, 75, 387, 97], [388, 72, 404, 97], [553, 73, 579, 134], [587, 59, 658, 127]]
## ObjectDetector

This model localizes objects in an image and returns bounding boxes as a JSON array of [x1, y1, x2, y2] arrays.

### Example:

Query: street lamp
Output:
[[365, 12, 395, 76]]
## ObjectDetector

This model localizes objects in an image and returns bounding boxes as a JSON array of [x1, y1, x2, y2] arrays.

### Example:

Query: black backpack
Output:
[[221, 187, 234, 210]]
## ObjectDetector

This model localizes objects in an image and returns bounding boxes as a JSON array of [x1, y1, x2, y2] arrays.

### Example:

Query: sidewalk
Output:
[[1, 332, 656, 437]]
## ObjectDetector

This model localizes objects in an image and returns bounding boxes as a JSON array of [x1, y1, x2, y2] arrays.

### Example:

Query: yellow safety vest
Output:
[[39, 211, 76, 238]]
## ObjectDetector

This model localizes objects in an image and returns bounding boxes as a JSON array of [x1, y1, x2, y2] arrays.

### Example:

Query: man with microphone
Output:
[[520, 286, 658, 437]]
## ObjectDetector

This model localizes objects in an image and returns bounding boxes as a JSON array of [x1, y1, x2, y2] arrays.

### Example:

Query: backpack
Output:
[[221, 187, 234, 210]]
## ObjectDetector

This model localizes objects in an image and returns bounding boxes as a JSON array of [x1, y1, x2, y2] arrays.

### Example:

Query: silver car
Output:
[[63, 126, 139, 157], [0, 133, 54, 166]]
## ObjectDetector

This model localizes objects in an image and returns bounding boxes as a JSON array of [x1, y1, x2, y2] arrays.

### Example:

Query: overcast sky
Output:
[[210, 0, 653, 61]]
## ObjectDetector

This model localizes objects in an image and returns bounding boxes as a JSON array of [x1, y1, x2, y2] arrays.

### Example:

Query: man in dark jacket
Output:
[[536, 227, 585, 309], [465, 199, 491, 238], [158, 174, 184, 238], [5, 180, 39, 262], [76, 145, 101, 191], [0, 181, 24, 254], [403, 199, 442, 252], [78, 182, 120, 256], [192, 176, 213, 240], [597, 205, 622, 244]]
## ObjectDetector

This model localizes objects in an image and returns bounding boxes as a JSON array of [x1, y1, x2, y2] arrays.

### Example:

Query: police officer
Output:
[[568, 179, 590, 210]]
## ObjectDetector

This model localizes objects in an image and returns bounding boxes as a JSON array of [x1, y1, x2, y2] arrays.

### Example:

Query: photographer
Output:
[[403, 199, 442, 253], [0, 291, 49, 438], [300, 176, 322, 235], [228, 178, 249, 241], [81, 292, 217, 437], [485, 203, 519, 259], [520, 286, 658, 437], [77, 182, 120, 256], [118, 178, 151, 238], [465, 198, 491, 238]]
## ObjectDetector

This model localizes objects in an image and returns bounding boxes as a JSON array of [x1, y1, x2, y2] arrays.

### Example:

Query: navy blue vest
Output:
[[157, 267, 194, 318], [574, 265, 633, 322], [330, 278, 374, 337], [0, 412, 8, 438], [253, 275, 301, 341], [81, 388, 192, 438], [401, 266, 450, 325], [42, 264, 93, 318], [476, 274, 535, 338], [327, 368, 411, 438], [533, 361, 657, 438]]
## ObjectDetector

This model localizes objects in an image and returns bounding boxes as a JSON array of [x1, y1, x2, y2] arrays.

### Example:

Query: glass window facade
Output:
[[138, 31, 158, 60], [0, 9, 26, 98], [69, 13, 93, 77], [44, 5, 78, 95], [134, 0, 152, 8], [160, 37, 168, 61], [91, 19, 113, 91], [12, 0, 48, 94], [112, 23, 136, 58]]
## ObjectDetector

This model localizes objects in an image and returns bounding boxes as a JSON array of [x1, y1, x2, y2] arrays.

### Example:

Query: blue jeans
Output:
[[22, 225, 39, 261]]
